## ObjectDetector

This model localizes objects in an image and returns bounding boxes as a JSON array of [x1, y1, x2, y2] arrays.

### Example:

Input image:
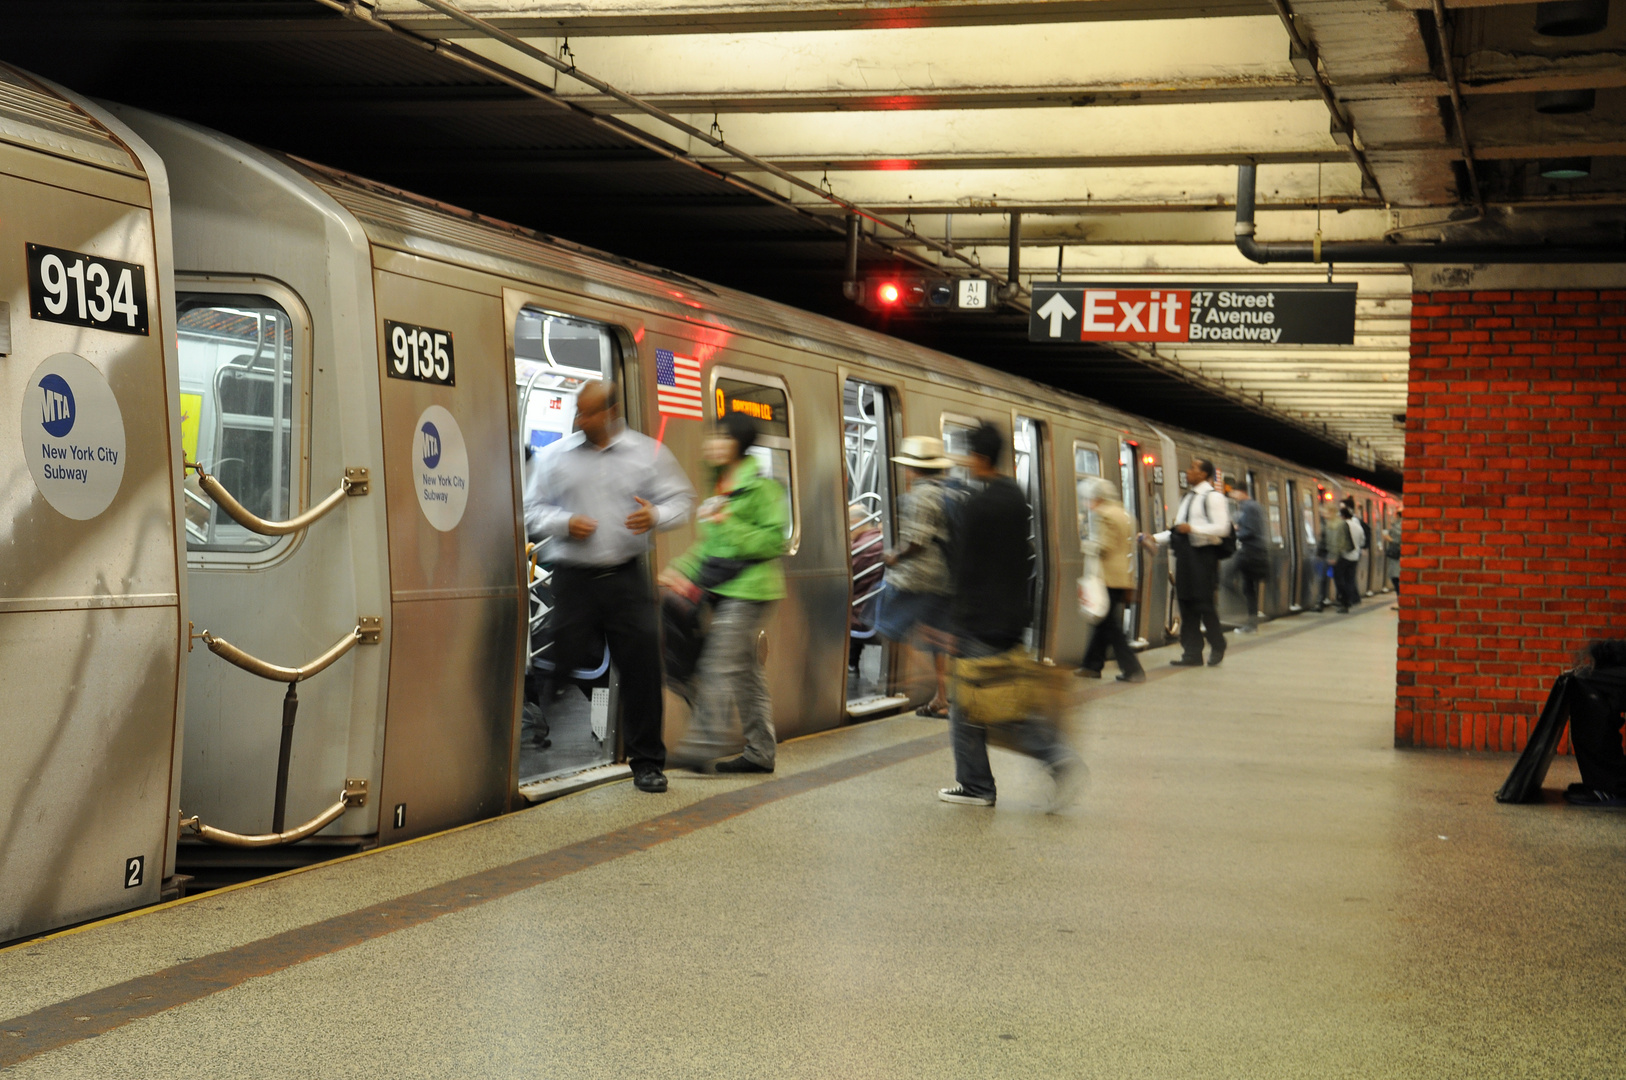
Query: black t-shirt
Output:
[[949, 475, 1032, 650]]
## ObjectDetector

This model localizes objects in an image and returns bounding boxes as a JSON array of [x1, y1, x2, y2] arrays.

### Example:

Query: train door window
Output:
[[713, 371, 797, 551], [1014, 416, 1048, 650], [1117, 441, 1143, 637], [1073, 441, 1101, 550], [940, 414, 978, 483], [513, 307, 620, 785], [177, 290, 306, 556], [843, 378, 902, 710], [1266, 482, 1284, 545]]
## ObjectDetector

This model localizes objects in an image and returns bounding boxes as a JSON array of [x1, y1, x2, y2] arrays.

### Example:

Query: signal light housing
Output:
[[856, 275, 993, 314]]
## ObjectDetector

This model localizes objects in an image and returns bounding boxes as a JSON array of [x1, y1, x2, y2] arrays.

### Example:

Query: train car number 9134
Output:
[[27, 243, 149, 335], [385, 319, 456, 386]]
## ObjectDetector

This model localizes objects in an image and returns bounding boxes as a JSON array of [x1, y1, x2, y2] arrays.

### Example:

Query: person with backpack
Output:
[[1228, 483, 1271, 632], [935, 422, 1081, 811], [1141, 457, 1231, 666], [876, 435, 958, 718], [1333, 503, 1364, 612], [659, 411, 787, 774]]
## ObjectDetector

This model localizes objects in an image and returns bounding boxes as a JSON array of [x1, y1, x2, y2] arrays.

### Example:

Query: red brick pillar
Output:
[[1397, 271, 1626, 751]]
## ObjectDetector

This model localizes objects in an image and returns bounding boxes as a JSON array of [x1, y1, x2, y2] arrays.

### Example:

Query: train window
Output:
[[1301, 486, 1318, 543], [940, 414, 978, 483], [514, 309, 616, 456], [712, 368, 797, 549], [1266, 482, 1284, 544], [178, 292, 304, 554], [1074, 441, 1102, 550], [1014, 416, 1048, 649]]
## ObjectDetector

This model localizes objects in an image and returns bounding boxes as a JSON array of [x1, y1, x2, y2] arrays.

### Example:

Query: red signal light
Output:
[[877, 281, 901, 306]]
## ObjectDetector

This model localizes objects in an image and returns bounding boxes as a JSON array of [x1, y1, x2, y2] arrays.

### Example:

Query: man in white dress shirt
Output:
[[524, 381, 695, 792], [1143, 457, 1231, 667]]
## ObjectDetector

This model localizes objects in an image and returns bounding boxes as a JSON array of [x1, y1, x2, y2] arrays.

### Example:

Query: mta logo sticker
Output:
[[419, 421, 441, 468], [39, 373, 75, 437]]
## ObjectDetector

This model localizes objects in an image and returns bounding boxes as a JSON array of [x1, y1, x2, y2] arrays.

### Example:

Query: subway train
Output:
[[0, 66, 1399, 943]]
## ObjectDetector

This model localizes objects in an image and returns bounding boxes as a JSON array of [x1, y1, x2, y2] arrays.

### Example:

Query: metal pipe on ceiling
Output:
[[1428, 0, 1485, 214], [1234, 165, 1626, 263], [1265, 0, 1385, 202]]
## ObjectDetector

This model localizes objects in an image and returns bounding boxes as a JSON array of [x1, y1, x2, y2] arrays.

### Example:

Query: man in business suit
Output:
[[1143, 458, 1231, 667]]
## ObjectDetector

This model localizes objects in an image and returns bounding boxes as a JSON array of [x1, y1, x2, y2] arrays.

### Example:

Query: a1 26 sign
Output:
[[385, 320, 456, 386], [27, 243, 149, 335]]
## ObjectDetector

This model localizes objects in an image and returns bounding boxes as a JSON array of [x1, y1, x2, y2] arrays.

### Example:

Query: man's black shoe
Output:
[[1563, 787, 1626, 808], [1169, 657, 1204, 667], [1207, 653, 1225, 666], [714, 756, 773, 774], [1116, 672, 1146, 683], [1076, 667, 1103, 679], [632, 769, 668, 793]]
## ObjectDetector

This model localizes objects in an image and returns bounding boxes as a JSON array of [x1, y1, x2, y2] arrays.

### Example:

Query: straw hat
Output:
[[891, 435, 955, 470]]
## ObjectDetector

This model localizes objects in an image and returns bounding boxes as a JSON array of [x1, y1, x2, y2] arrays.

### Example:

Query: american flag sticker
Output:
[[655, 347, 704, 420]]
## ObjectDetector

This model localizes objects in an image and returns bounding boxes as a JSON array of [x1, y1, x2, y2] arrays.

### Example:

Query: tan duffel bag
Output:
[[952, 648, 1072, 724]]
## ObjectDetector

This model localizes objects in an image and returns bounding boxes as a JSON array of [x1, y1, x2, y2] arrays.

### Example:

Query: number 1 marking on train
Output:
[[394, 804, 406, 829]]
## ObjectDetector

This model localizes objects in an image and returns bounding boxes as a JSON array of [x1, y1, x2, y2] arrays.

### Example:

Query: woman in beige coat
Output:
[[1077, 479, 1146, 682]]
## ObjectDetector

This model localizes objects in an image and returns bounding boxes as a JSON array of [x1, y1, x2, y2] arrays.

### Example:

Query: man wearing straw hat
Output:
[[876, 434, 959, 717]]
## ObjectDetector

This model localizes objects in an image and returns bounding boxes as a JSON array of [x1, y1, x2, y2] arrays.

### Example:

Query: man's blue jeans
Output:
[[950, 700, 1075, 800]]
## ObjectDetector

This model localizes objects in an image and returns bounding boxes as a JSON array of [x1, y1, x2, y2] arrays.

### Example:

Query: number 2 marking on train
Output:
[[385, 320, 455, 386], [124, 856, 144, 889]]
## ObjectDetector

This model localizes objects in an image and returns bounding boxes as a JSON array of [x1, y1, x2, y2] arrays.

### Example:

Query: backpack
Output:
[[1195, 488, 1238, 559]]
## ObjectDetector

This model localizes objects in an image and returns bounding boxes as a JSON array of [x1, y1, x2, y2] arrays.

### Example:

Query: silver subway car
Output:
[[0, 67, 186, 942], [6, 95, 1397, 940]]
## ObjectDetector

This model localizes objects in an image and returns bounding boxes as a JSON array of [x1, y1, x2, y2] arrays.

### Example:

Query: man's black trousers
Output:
[[549, 561, 665, 772], [1571, 679, 1626, 795], [1332, 558, 1359, 609], [1081, 587, 1144, 677], [1177, 593, 1226, 660]]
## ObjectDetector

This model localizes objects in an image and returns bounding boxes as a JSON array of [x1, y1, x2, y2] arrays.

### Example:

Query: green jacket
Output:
[[671, 455, 788, 601]]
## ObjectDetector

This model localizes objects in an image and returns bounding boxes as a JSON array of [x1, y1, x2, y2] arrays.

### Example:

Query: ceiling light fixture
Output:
[[1539, 157, 1592, 180]]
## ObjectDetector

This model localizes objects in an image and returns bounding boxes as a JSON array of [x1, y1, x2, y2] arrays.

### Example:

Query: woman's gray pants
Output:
[[679, 599, 776, 767]]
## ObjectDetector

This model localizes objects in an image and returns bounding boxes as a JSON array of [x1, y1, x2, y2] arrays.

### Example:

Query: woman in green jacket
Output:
[[659, 411, 788, 773]]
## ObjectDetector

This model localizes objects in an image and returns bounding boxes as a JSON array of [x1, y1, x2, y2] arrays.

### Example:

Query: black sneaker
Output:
[[1076, 667, 1103, 679], [1207, 653, 1225, 666], [1169, 657, 1203, 667], [632, 768, 668, 793], [714, 756, 773, 774], [1115, 672, 1146, 683], [938, 786, 995, 806]]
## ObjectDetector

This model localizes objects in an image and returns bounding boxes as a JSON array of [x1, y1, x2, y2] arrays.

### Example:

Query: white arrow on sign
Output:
[[1036, 292, 1077, 338]]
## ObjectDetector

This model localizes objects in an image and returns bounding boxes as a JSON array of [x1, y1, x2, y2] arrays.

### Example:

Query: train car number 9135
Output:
[[27, 243, 149, 335], [385, 320, 455, 386]]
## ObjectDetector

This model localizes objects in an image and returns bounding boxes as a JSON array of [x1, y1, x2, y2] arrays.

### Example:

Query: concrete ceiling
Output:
[[8, 0, 1625, 485]]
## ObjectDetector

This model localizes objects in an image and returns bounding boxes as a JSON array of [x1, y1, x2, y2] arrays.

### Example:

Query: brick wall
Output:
[[1397, 285, 1626, 750]]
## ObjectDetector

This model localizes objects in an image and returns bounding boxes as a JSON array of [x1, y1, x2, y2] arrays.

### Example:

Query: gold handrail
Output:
[[186, 461, 368, 536], [201, 619, 380, 683], [180, 780, 368, 848]]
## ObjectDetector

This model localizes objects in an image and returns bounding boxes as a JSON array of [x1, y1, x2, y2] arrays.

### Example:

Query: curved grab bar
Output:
[[202, 620, 378, 683], [180, 781, 367, 848], [186, 461, 368, 536]]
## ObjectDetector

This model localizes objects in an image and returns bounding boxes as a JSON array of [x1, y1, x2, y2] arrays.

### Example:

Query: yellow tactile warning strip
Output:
[[0, 732, 949, 1069]]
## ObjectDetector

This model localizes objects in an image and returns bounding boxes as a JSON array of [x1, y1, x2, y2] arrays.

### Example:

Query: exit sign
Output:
[[1030, 282, 1356, 345]]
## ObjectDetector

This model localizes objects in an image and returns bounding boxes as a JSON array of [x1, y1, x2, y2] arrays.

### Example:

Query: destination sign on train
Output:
[[1028, 282, 1357, 346]]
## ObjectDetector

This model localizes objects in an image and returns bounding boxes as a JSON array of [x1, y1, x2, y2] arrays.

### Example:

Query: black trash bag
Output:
[[1496, 673, 1572, 803]]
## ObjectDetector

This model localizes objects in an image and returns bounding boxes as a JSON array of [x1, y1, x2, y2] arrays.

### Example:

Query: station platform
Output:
[[4, 606, 1622, 1078]]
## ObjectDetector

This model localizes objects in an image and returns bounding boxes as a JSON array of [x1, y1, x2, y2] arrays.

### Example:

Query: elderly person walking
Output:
[[1076, 478, 1145, 683], [661, 411, 788, 774]]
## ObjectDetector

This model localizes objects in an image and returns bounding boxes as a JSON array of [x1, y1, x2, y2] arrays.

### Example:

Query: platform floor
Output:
[[5, 606, 1624, 1078]]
